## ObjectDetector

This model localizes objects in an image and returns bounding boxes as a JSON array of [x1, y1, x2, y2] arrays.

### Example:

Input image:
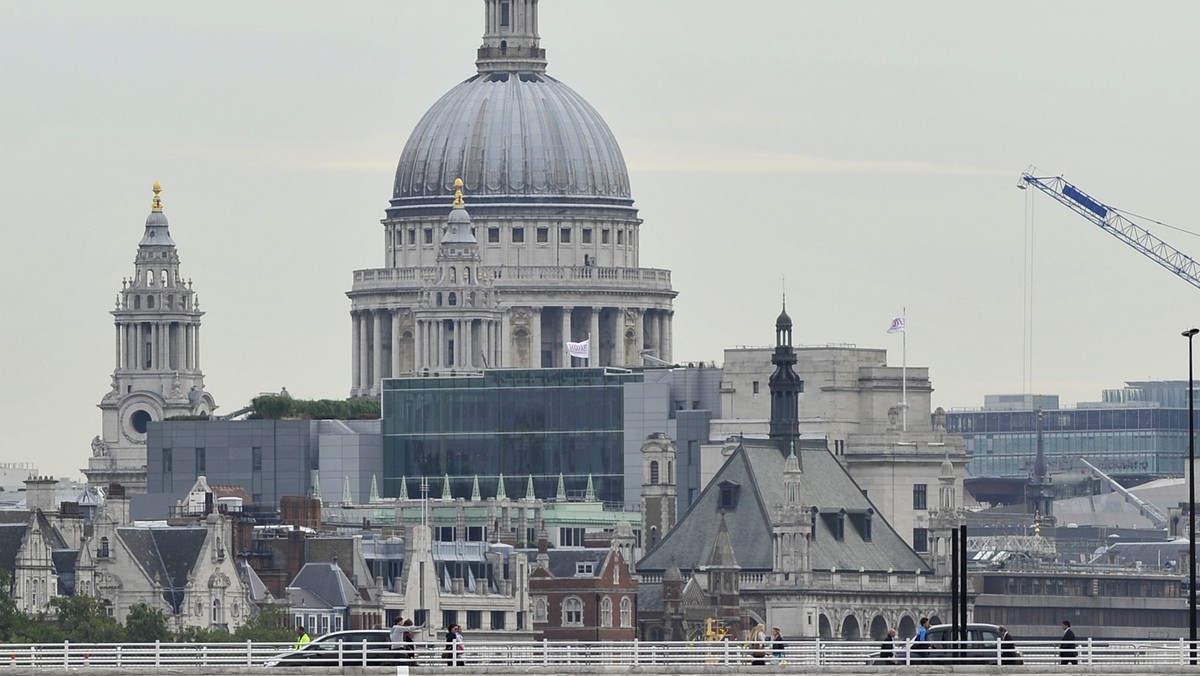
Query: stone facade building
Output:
[[712, 341, 967, 554], [637, 308, 955, 641], [75, 483, 255, 632], [525, 541, 638, 641], [85, 183, 217, 493], [348, 0, 676, 396]]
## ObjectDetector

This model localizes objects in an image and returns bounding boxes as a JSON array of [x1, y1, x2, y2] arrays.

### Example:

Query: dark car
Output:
[[264, 629, 394, 667], [871, 623, 1020, 665], [918, 623, 1018, 664]]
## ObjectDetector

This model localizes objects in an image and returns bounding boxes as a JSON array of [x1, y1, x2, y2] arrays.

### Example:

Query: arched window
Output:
[[146, 270, 154, 285], [449, 267, 457, 283], [212, 598, 223, 624], [464, 267, 471, 283], [619, 597, 633, 628], [448, 292, 457, 306], [600, 596, 612, 627], [649, 461, 659, 485], [562, 596, 583, 627], [133, 296, 141, 310], [160, 270, 168, 286], [533, 597, 548, 623], [436, 292, 443, 307], [98, 536, 110, 558]]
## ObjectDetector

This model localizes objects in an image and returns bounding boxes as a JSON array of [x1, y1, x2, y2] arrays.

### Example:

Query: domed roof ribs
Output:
[[477, 0, 548, 74]]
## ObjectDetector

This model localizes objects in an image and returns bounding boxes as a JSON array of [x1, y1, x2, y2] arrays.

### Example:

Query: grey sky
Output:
[[3, 1, 1198, 480]]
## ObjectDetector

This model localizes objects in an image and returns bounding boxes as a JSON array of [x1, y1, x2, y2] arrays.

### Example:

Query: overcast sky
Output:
[[3, 1, 1199, 481]]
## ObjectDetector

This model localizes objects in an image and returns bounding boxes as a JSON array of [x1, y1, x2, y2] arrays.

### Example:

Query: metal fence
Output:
[[2, 638, 1200, 668]]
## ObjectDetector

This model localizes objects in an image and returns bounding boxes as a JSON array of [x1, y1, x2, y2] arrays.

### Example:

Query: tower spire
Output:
[[769, 299, 803, 456], [476, 0, 547, 74]]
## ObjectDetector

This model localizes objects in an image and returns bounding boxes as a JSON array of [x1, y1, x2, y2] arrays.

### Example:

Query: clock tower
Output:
[[84, 183, 216, 493]]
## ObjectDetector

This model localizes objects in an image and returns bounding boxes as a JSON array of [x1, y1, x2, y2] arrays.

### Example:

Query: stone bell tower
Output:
[[84, 183, 216, 493]]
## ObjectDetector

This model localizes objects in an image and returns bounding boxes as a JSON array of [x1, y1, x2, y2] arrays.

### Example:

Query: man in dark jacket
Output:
[[998, 625, 1022, 665], [1059, 620, 1078, 665]]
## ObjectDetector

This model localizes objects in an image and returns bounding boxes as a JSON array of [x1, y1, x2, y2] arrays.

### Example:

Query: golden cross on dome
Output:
[[453, 178, 465, 208]]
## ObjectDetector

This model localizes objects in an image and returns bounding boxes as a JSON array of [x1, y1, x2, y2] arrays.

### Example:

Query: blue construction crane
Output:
[[1019, 173, 1200, 289]]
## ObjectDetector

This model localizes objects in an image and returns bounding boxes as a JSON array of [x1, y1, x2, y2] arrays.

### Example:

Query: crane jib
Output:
[[1061, 182, 1108, 219]]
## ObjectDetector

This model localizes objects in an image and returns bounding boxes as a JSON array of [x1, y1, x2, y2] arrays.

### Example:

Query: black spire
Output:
[[769, 298, 803, 456]]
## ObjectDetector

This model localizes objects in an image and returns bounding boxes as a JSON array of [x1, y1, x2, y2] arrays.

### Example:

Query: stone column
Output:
[[664, 310, 674, 364], [414, 319, 424, 372], [114, 323, 122, 371], [634, 309, 645, 366], [358, 312, 369, 394], [589, 307, 601, 365], [195, 324, 200, 370], [463, 319, 472, 368], [392, 311, 402, 378], [561, 307, 573, 367], [500, 312, 511, 368], [530, 308, 542, 368], [372, 311, 383, 393], [611, 308, 623, 367], [351, 312, 361, 391]]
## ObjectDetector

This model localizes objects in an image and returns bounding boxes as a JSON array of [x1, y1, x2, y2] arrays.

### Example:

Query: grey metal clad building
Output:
[[943, 383, 1189, 480], [137, 420, 381, 520]]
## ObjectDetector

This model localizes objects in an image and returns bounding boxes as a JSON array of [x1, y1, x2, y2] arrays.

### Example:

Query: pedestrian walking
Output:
[[293, 625, 311, 651], [1059, 620, 1078, 665], [878, 628, 897, 665], [998, 625, 1022, 665], [771, 627, 785, 662], [747, 623, 767, 666]]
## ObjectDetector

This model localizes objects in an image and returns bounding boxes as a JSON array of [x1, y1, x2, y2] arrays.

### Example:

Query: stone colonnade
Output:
[[350, 305, 673, 395], [115, 321, 200, 372]]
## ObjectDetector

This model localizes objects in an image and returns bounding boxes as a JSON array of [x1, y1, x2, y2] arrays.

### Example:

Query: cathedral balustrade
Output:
[[352, 266, 673, 292]]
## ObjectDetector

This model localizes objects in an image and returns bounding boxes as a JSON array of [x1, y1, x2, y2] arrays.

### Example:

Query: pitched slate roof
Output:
[[519, 548, 610, 579], [289, 562, 358, 608], [0, 523, 27, 575], [117, 526, 207, 613], [638, 438, 931, 574]]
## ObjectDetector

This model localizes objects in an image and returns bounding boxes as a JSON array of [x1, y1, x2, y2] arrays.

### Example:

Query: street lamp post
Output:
[[1185, 327, 1199, 663]]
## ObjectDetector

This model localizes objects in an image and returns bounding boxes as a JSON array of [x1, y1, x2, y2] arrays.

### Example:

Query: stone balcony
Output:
[[351, 265, 674, 293]]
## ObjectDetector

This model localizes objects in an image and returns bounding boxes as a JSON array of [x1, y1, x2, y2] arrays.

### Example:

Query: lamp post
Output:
[[1185, 327, 1199, 662]]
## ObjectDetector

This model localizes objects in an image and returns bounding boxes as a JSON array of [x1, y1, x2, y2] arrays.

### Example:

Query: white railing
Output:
[[2, 638, 1200, 668]]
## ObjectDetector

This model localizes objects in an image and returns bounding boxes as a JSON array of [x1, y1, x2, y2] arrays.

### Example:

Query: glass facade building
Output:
[[381, 368, 642, 505], [943, 382, 1191, 478]]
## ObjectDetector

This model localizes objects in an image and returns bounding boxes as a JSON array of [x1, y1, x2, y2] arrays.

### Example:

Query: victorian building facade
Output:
[[347, 0, 676, 396]]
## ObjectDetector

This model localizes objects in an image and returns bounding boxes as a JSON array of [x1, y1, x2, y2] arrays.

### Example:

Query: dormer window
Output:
[[835, 512, 846, 541], [717, 481, 740, 511], [575, 562, 594, 576]]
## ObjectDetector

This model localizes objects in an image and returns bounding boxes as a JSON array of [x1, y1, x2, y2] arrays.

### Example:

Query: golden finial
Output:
[[151, 181, 163, 212], [453, 178, 465, 208]]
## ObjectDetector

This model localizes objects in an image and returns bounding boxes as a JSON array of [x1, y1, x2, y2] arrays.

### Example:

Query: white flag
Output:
[[567, 338, 590, 359], [887, 317, 906, 334]]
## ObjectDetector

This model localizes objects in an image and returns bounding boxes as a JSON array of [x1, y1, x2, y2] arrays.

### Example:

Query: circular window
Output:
[[130, 409, 152, 434]]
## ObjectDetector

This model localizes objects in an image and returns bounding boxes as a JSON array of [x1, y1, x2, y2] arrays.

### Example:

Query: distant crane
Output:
[[1019, 173, 1200, 289]]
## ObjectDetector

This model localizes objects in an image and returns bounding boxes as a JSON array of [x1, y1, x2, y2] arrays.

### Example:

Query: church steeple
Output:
[[476, 0, 548, 74], [769, 298, 803, 456], [85, 183, 216, 493]]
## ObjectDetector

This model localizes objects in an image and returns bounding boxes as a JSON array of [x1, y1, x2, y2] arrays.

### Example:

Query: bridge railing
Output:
[[1, 638, 1199, 668]]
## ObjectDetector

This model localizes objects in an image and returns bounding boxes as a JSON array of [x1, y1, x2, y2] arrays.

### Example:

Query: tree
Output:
[[41, 595, 124, 643], [0, 571, 28, 642], [124, 604, 172, 643], [232, 604, 294, 643]]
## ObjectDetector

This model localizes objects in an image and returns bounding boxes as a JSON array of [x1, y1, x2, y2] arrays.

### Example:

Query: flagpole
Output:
[[902, 306, 908, 432]]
